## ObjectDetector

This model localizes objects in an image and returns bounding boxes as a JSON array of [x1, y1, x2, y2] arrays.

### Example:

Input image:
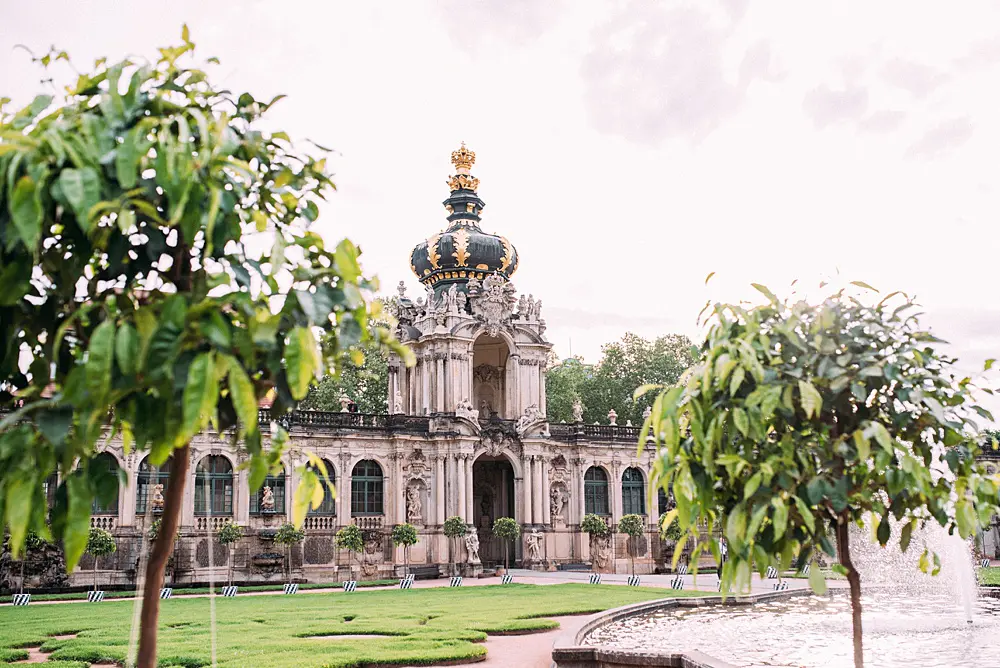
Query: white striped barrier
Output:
[[399, 576, 413, 589], [799, 564, 810, 576], [981, 559, 991, 569], [627, 575, 641, 587], [501, 574, 513, 585], [221, 585, 238, 597], [283, 583, 299, 595], [160, 588, 173, 599], [87, 590, 105, 603], [589, 573, 602, 585], [11, 594, 30, 606], [670, 577, 684, 590], [773, 581, 788, 591], [344, 580, 358, 592], [676, 563, 688, 575], [718, 581, 732, 593], [765, 566, 778, 579], [449, 576, 463, 587]]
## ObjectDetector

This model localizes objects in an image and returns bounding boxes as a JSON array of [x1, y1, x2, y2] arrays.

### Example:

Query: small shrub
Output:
[[392, 523, 419, 577], [581, 513, 609, 536], [492, 517, 520, 572], [85, 528, 117, 591]]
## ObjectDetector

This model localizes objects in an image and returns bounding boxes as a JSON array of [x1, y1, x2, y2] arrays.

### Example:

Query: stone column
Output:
[[538, 364, 547, 415], [435, 355, 445, 413], [541, 457, 551, 526], [507, 354, 521, 419], [532, 456, 543, 527], [395, 455, 406, 525], [457, 455, 467, 523], [435, 456, 446, 525], [523, 456, 534, 525], [610, 465, 623, 524], [181, 451, 196, 528], [121, 463, 137, 528], [338, 454, 352, 523], [422, 356, 431, 415], [236, 461, 249, 524], [465, 455, 474, 523], [285, 455, 298, 523]]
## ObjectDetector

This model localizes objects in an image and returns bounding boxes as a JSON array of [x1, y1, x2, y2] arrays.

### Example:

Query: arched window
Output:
[[351, 460, 383, 516], [621, 467, 645, 516], [250, 466, 286, 515], [136, 457, 171, 515], [308, 459, 337, 516], [584, 466, 609, 516], [195, 456, 233, 516], [91, 453, 120, 515], [657, 488, 670, 516]]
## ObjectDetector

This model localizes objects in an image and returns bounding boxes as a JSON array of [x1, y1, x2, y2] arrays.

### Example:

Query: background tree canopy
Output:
[[546, 333, 694, 425]]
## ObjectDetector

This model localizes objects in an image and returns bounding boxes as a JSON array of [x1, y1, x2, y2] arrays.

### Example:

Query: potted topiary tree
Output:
[[273, 523, 306, 585], [336, 524, 365, 580], [618, 514, 644, 577], [85, 528, 117, 592], [216, 521, 243, 588], [392, 524, 419, 579], [492, 517, 520, 575], [658, 511, 684, 571], [443, 516, 467, 576], [15, 531, 46, 597], [581, 513, 610, 574]]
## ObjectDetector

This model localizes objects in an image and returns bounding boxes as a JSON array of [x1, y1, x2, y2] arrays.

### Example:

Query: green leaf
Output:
[[751, 283, 778, 304], [182, 352, 219, 440], [850, 280, 879, 292], [114, 323, 138, 376], [5, 474, 35, 558], [772, 497, 788, 540], [86, 320, 116, 400], [985, 358, 996, 372], [227, 362, 258, 437], [744, 471, 762, 500], [798, 380, 822, 419], [285, 326, 320, 400], [10, 175, 42, 248], [794, 495, 815, 534], [704, 271, 715, 285], [58, 167, 102, 231], [869, 422, 894, 453], [956, 500, 977, 539], [63, 474, 92, 571], [853, 429, 870, 462], [733, 407, 749, 437], [900, 520, 914, 553], [633, 384, 661, 401], [876, 512, 890, 545], [292, 467, 319, 528], [808, 561, 827, 595], [729, 366, 745, 397]]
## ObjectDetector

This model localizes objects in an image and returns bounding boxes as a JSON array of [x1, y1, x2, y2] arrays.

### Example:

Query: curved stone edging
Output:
[[551, 589, 812, 668]]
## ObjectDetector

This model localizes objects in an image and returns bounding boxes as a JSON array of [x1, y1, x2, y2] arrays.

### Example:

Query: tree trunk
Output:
[[19, 558, 25, 596], [137, 444, 190, 668], [94, 555, 99, 591], [405, 545, 409, 578], [836, 516, 864, 668], [505, 541, 509, 573]]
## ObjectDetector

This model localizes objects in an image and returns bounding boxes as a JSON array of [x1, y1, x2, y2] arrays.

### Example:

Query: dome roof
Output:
[[410, 144, 518, 294]]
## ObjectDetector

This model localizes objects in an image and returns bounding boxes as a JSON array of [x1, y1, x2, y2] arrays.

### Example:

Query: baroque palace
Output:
[[36, 146, 669, 588]]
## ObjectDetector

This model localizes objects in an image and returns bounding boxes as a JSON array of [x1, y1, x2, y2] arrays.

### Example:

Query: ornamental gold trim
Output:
[[499, 236, 514, 273], [447, 174, 480, 192], [428, 234, 441, 270], [452, 228, 470, 267], [451, 142, 476, 171]]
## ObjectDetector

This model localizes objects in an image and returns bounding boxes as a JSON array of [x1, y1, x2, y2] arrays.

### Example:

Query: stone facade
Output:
[[63, 147, 670, 586]]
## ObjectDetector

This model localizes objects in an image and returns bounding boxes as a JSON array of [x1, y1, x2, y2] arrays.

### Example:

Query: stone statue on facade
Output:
[[465, 531, 481, 564], [549, 484, 566, 519], [468, 272, 516, 337], [151, 484, 165, 511], [406, 484, 423, 524], [515, 404, 545, 437], [362, 536, 381, 576], [456, 398, 480, 426], [526, 528, 543, 562], [394, 391, 404, 414], [642, 405, 652, 421], [339, 393, 351, 412], [607, 408, 618, 426], [572, 398, 584, 423], [261, 486, 275, 512], [591, 534, 611, 571], [397, 280, 407, 299]]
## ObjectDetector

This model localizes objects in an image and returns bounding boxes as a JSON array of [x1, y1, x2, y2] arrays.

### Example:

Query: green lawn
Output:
[[0, 583, 704, 667], [979, 566, 1000, 585]]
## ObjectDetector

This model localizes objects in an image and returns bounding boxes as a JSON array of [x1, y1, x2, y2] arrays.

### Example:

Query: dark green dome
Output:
[[410, 145, 518, 294]]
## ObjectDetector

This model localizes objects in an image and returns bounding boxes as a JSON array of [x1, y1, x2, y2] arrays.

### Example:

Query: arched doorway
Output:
[[471, 454, 517, 566], [471, 333, 510, 419]]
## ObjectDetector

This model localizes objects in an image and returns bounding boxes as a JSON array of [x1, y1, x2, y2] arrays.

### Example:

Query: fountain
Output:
[[553, 523, 1000, 668]]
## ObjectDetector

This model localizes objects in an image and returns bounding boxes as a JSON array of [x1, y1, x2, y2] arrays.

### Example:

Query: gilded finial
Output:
[[451, 142, 476, 173]]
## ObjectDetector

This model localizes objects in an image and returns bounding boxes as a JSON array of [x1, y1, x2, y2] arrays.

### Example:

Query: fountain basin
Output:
[[556, 589, 1000, 668]]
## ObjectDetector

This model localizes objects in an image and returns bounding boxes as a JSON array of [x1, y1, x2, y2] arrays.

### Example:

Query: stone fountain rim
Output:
[[551, 588, 813, 668]]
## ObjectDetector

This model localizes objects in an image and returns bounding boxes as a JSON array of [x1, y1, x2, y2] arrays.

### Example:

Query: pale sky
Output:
[[2, 0, 998, 423]]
